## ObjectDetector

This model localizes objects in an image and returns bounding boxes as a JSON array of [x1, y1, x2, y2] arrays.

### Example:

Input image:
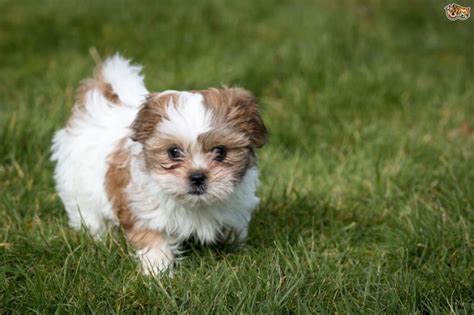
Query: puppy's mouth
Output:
[[188, 185, 207, 196]]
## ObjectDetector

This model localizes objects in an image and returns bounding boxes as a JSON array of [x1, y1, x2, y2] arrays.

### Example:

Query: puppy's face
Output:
[[131, 88, 266, 205]]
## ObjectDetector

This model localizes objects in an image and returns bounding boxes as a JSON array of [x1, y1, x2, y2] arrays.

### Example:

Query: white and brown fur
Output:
[[51, 55, 267, 275]]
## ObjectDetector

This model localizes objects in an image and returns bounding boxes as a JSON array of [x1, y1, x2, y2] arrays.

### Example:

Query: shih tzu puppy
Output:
[[51, 55, 267, 275]]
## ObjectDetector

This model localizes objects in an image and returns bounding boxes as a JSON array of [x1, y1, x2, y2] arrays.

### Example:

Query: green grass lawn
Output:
[[1, 0, 473, 313]]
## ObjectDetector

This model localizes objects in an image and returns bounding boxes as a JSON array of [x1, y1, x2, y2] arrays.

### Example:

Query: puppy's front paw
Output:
[[137, 246, 174, 276]]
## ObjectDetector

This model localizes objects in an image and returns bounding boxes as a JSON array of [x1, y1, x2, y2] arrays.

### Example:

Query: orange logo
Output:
[[444, 3, 471, 21]]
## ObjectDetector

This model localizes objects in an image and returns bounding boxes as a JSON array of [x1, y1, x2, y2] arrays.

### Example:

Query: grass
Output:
[[0, 0, 473, 313]]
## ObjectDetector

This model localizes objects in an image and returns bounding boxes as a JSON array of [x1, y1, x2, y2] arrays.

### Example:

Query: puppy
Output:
[[51, 55, 267, 275]]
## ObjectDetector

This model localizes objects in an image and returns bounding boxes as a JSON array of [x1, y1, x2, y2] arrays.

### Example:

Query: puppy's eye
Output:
[[168, 146, 183, 160], [212, 146, 227, 162]]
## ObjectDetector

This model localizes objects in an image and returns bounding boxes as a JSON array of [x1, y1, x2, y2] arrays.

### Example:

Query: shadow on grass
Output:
[[249, 193, 343, 247], [181, 192, 351, 259]]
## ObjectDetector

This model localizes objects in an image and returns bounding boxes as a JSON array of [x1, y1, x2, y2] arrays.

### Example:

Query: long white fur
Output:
[[158, 92, 213, 145], [51, 55, 260, 274], [101, 54, 149, 107]]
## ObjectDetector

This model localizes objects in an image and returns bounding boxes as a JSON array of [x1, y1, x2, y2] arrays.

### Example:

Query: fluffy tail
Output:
[[77, 54, 149, 108], [100, 54, 149, 107]]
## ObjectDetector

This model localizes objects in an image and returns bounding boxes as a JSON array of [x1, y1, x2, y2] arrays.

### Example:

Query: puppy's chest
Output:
[[124, 180, 230, 242], [135, 200, 231, 243]]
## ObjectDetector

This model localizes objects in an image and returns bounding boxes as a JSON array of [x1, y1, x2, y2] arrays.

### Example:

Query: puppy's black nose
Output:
[[189, 171, 207, 186]]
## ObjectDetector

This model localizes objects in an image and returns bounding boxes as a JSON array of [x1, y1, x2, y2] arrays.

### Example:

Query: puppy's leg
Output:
[[126, 228, 174, 275], [63, 199, 107, 237], [218, 224, 249, 245], [235, 224, 248, 243]]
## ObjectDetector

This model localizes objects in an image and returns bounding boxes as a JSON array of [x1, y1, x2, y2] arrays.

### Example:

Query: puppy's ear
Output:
[[224, 88, 267, 149], [131, 93, 175, 142]]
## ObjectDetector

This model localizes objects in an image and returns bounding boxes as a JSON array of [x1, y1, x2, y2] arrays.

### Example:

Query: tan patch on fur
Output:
[[130, 93, 179, 143], [126, 228, 167, 250], [198, 128, 250, 152], [105, 139, 166, 250], [105, 139, 134, 231], [200, 87, 267, 149], [130, 92, 181, 172]]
